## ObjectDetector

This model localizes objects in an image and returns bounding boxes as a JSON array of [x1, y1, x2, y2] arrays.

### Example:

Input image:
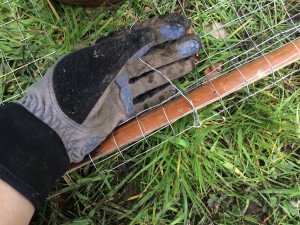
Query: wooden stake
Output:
[[69, 39, 300, 172]]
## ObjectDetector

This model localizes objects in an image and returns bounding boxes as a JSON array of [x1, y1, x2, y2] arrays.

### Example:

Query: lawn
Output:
[[0, 0, 299, 224]]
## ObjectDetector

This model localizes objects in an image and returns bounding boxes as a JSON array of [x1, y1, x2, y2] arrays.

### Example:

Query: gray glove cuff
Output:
[[18, 66, 126, 163]]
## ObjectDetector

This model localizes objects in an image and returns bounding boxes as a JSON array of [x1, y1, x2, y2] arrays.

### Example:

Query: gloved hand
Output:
[[0, 13, 201, 211], [20, 13, 201, 163]]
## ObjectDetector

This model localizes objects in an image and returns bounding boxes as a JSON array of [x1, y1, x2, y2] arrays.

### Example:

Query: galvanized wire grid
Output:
[[84, 0, 300, 176], [0, 0, 299, 178], [0, 0, 57, 104]]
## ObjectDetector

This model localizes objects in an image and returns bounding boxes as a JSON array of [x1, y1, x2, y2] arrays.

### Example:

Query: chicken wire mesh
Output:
[[0, 0, 299, 180]]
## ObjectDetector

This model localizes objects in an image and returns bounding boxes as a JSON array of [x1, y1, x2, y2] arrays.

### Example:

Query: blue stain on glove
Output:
[[132, 44, 152, 61], [115, 72, 135, 117], [160, 24, 185, 41], [81, 136, 105, 156], [177, 40, 201, 57]]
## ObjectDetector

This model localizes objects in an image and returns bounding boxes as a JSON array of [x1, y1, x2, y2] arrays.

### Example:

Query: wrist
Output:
[[0, 103, 70, 211], [0, 179, 34, 225]]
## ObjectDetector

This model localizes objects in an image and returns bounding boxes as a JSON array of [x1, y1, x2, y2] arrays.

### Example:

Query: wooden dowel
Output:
[[69, 39, 300, 172]]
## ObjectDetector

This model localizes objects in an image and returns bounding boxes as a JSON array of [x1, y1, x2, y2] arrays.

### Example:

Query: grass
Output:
[[1, 0, 299, 224]]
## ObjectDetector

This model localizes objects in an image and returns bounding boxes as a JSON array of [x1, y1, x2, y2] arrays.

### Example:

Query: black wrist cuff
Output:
[[0, 103, 70, 211]]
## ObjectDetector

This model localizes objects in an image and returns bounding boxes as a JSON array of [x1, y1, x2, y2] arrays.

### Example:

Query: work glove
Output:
[[0, 13, 201, 211]]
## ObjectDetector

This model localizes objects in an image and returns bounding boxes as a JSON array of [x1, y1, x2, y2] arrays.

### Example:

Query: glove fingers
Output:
[[129, 22, 188, 62], [127, 34, 201, 78], [130, 57, 194, 97], [95, 13, 191, 44], [133, 84, 178, 113]]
